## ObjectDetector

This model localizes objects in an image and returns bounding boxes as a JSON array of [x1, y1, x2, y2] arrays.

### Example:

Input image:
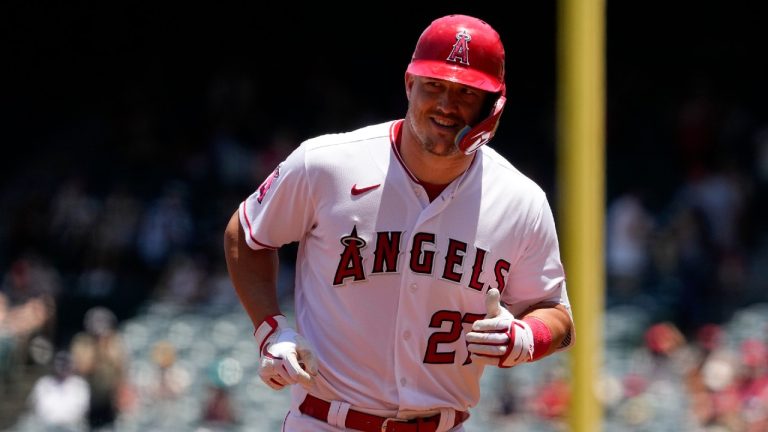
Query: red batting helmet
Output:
[[406, 14, 506, 154]]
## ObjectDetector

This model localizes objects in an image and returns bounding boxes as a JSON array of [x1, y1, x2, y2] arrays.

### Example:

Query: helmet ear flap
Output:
[[456, 94, 506, 154]]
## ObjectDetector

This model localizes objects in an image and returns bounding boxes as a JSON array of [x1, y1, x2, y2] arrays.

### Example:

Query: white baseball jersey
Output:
[[239, 119, 570, 413]]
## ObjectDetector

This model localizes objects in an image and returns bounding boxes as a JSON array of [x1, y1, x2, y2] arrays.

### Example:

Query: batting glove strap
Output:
[[254, 314, 289, 353], [499, 319, 534, 368]]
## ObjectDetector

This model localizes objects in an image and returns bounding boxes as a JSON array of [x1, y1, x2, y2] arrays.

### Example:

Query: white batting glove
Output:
[[254, 315, 318, 390], [466, 288, 534, 368]]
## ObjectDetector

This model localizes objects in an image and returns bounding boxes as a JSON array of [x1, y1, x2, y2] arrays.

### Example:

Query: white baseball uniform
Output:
[[239, 119, 570, 422]]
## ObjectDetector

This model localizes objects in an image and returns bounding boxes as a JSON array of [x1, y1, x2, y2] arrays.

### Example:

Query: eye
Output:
[[460, 87, 480, 97], [425, 80, 443, 89]]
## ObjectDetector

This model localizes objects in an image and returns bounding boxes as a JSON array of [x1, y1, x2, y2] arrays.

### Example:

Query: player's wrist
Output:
[[522, 316, 552, 361]]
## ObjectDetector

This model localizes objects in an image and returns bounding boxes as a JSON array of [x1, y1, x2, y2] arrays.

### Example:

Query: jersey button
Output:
[[400, 378, 407, 387], [403, 330, 411, 340], [409, 283, 417, 292]]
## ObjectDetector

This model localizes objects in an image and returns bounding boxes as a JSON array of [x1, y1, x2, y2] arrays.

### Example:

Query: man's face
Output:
[[405, 75, 489, 157]]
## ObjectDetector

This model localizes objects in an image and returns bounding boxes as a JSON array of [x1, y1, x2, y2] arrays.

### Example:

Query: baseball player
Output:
[[224, 14, 574, 432]]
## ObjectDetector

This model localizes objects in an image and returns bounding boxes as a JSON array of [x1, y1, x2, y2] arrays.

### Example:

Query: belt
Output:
[[299, 394, 470, 432]]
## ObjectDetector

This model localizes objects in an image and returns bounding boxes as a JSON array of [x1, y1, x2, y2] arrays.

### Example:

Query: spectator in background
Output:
[[1, 255, 62, 306], [736, 339, 768, 432], [685, 323, 743, 431], [49, 176, 101, 274], [200, 385, 237, 427], [606, 190, 654, 299], [666, 206, 720, 333], [152, 253, 209, 308], [70, 307, 127, 431], [28, 350, 90, 432], [678, 161, 747, 256], [0, 292, 14, 392], [76, 185, 144, 305], [89, 186, 143, 264], [529, 363, 570, 423], [199, 358, 239, 430], [136, 181, 194, 271], [148, 340, 189, 401], [201, 261, 242, 312], [0, 255, 59, 380]]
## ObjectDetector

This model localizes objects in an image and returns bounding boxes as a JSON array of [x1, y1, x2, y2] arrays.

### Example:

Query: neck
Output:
[[399, 120, 474, 185]]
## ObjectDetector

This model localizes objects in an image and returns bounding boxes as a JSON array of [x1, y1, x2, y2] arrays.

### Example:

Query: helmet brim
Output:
[[407, 60, 503, 94]]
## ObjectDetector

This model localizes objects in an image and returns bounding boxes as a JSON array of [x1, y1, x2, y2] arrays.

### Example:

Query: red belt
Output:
[[299, 394, 470, 432]]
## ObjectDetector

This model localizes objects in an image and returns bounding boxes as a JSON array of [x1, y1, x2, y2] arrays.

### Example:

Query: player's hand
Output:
[[465, 288, 533, 368], [254, 315, 318, 390]]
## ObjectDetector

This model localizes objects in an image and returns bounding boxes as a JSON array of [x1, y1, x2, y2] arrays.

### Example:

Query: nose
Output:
[[435, 89, 460, 115]]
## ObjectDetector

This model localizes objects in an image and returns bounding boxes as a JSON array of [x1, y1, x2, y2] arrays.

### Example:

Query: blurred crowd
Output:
[[0, 65, 301, 431], [605, 84, 768, 335]]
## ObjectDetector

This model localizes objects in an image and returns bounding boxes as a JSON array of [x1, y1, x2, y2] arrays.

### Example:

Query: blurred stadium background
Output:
[[2, 2, 768, 431]]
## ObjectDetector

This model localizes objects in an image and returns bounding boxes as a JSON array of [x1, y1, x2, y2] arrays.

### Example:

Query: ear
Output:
[[404, 72, 415, 100]]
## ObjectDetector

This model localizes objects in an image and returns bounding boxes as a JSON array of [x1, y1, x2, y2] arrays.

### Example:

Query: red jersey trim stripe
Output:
[[389, 119, 420, 184], [241, 202, 279, 250]]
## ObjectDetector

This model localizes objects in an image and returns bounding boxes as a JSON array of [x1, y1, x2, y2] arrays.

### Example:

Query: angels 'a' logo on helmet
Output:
[[446, 30, 471, 65]]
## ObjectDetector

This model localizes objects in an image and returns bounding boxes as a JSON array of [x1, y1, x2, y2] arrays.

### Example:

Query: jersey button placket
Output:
[[396, 274, 417, 395]]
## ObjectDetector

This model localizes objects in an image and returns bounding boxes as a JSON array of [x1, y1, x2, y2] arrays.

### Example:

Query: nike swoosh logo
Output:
[[351, 183, 381, 196]]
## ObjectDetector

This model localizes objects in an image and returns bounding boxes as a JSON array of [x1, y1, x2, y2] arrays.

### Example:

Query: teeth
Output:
[[434, 118, 455, 127]]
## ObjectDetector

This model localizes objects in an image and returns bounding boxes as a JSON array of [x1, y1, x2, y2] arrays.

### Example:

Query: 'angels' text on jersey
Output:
[[333, 225, 510, 292]]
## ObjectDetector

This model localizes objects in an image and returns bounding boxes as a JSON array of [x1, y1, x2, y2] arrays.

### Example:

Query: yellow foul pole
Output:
[[557, 1, 605, 431]]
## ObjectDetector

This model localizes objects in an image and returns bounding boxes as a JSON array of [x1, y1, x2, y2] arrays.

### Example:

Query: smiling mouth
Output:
[[431, 117, 461, 131]]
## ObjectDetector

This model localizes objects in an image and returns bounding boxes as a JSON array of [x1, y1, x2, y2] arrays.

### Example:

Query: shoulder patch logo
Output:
[[446, 30, 471, 65], [257, 165, 280, 204]]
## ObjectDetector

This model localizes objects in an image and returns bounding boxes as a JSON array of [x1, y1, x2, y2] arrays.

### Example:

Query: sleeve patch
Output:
[[257, 165, 281, 204]]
